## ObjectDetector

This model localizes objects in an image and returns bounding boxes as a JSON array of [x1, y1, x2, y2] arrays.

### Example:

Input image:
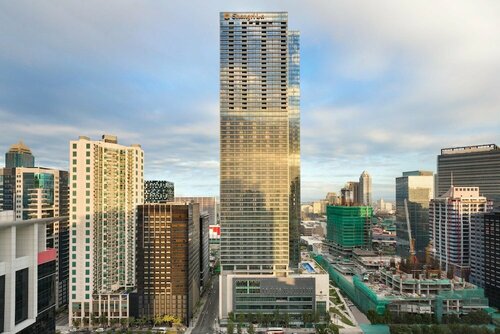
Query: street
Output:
[[192, 275, 220, 334]]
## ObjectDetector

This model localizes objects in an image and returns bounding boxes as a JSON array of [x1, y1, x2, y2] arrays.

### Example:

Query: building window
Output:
[[15, 269, 28, 325]]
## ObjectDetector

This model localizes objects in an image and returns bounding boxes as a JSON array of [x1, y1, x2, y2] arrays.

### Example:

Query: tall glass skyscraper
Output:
[[220, 12, 300, 275], [219, 13, 329, 323]]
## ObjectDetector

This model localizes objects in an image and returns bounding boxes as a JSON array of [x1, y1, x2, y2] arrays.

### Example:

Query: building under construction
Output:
[[314, 253, 489, 322], [326, 205, 373, 257]]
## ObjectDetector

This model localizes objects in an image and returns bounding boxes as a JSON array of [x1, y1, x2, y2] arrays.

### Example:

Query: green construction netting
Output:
[[314, 253, 389, 315], [326, 206, 373, 249]]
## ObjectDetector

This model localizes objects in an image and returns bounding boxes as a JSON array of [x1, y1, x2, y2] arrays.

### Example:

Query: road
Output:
[[192, 275, 220, 334]]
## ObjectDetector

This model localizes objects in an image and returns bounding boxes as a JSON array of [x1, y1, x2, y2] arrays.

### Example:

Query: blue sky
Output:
[[1, 1, 499, 201]]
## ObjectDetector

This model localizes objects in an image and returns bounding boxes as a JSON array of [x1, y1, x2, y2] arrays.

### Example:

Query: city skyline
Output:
[[1, 1, 499, 202]]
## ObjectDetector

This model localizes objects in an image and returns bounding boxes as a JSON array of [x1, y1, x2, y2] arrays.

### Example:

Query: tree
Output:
[[248, 323, 256, 334], [91, 314, 98, 326], [120, 318, 128, 328], [228, 312, 235, 322], [283, 312, 290, 328], [236, 313, 245, 324], [227, 320, 235, 334], [72, 318, 81, 328], [237, 322, 243, 334], [256, 312, 263, 326], [99, 314, 108, 326]]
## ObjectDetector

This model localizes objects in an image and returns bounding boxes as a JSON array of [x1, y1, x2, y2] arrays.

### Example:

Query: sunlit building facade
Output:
[[219, 12, 328, 323], [136, 202, 200, 325], [4, 141, 35, 168], [69, 135, 144, 326], [219, 12, 300, 274]]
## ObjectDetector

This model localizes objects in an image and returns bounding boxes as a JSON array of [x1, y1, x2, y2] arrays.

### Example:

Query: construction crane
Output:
[[404, 199, 418, 266]]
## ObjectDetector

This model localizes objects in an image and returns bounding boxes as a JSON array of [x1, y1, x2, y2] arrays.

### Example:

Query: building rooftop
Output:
[[401, 170, 433, 177], [441, 144, 498, 155], [7, 140, 32, 154]]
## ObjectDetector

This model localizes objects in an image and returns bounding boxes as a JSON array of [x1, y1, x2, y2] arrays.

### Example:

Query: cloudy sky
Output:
[[1, 1, 499, 202]]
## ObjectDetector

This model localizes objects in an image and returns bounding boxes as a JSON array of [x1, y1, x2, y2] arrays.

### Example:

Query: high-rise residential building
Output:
[[136, 202, 200, 325], [0, 167, 69, 309], [0, 211, 59, 334], [358, 171, 372, 206], [437, 144, 500, 203], [174, 196, 217, 225], [326, 206, 373, 257], [4, 141, 35, 168], [144, 180, 174, 203], [429, 186, 492, 279], [219, 12, 328, 322], [484, 208, 500, 308], [395, 171, 434, 261], [69, 135, 144, 326]]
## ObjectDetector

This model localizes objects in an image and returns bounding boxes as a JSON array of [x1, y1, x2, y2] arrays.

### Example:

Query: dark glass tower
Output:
[[484, 208, 500, 308], [437, 144, 500, 203], [5, 141, 35, 168]]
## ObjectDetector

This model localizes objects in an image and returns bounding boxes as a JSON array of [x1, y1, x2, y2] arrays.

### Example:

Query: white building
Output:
[[69, 135, 144, 326], [429, 186, 492, 278], [359, 171, 372, 206], [0, 211, 59, 333]]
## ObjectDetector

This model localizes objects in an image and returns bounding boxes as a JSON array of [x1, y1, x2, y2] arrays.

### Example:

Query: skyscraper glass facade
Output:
[[219, 12, 300, 274], [395, 171, 434, 261], [437, 144, 500, 203]]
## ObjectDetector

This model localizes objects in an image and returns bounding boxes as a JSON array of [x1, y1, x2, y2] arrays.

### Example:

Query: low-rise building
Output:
[[220, 262, 329, 326]]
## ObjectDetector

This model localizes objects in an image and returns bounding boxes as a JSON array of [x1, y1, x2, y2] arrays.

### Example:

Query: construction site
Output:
[[319, 202, 491, 324]]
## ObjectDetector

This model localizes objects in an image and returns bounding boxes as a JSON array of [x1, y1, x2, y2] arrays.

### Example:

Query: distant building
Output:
[[325, 192, 339, 205], [341, 182, 359, 206], [326, 205, 373, 257], [395, 171, 434, 261], [5, 141, 35, 168], [312, 200, 328, 215], [69, 135, 144, 326], [0, 212, 59, 334], [429, 186, 492, 279], [300, 221, 325, 238], [377, 199, 393, 213], [437, 144, 500, 203], [174, 196, 217, 225], [136, 203, 200, 325], [209, 224, 220, 243], [358, 171, 372, 206], [144, 180, 174, 203], [484, 208, 500, 308], [0, 167, 69, 309]]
